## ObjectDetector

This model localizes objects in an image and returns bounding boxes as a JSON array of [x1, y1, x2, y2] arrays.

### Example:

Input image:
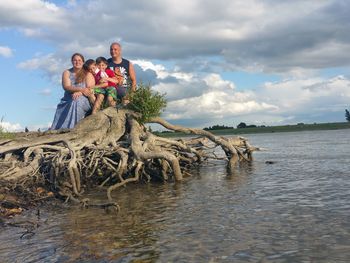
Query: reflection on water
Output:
[[1, 129, 350, 262]]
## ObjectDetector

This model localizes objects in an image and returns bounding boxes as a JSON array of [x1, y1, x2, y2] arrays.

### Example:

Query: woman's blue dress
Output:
[[51, 69, 91, 129]]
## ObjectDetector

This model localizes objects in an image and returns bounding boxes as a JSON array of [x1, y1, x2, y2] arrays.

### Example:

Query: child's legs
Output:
[[88, 94, 96, 105], [106, 87, 117, 107], [92, 94, 104, 113], [107, 96, 116, 107]]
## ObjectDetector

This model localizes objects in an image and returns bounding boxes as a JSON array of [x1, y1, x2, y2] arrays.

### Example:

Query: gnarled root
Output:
[[0, 108, 258, 211]]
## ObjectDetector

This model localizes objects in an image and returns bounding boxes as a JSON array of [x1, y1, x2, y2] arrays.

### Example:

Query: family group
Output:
[[51, 42, 136, 130]]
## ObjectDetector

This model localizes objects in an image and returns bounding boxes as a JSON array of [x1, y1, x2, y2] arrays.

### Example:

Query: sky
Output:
[[1, 0, 350, 131]]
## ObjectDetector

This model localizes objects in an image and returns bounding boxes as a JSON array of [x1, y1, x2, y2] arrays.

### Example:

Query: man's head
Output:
[[110, 42, 122, 59]]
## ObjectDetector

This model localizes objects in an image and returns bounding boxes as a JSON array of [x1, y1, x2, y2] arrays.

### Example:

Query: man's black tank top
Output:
[[107, 58, 131, 89]]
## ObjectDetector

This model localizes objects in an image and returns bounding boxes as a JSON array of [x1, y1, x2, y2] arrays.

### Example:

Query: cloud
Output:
[[17, 53, 67, 83], [151, 66, 350, 127], [8, 0, 350, 73], [165, 91, 277, 120], [0, 1, 67, 29], [254, 74, 350, 123], [40, 106, 57, 111], [0, 46, 13, 57], [27, 122, 52, 131], [38, 88, 52, 96], [145, 69, 280, 126], [0, 121, 22, 132], [6, 0, 350, 128]]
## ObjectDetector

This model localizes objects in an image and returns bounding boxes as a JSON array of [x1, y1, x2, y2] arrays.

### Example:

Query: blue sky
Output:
[[1, 0, 350, 131]]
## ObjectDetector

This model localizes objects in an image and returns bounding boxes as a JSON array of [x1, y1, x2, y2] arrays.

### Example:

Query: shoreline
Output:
[[155, 122, 350, 137]]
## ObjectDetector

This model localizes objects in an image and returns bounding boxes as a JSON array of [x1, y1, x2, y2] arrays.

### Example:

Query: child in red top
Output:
[[85, 57, 119, 114]]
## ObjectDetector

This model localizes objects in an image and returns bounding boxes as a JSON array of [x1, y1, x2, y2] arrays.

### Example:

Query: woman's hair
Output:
[[71, 53, 86, 84], [83, 59, 96, 71]]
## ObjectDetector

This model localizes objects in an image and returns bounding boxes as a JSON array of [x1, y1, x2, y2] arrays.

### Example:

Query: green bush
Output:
[[0, 120, 15, 139], [0, 126, 13, 139], [127, 83, 167, 123]]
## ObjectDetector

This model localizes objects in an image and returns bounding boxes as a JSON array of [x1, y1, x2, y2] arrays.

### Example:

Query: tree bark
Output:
[[0, 107, 258, 209]]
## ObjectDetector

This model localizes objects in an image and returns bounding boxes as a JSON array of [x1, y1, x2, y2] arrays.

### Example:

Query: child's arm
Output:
[[95, 82, 108, 88], [102, 69, 121, 85], [103, 77, 118, 84]]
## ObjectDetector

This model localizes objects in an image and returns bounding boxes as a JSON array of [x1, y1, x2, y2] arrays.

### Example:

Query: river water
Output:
[[0, 129, 349, 262]]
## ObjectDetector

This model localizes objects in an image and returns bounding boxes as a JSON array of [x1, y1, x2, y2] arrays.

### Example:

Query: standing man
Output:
[[107, 42, 137, 103]]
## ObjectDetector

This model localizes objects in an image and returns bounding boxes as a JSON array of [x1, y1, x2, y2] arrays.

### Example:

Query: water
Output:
[[1, 129, 350, 262]]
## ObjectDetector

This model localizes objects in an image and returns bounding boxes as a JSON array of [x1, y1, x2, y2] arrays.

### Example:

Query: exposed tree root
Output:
[[0, 107, 259, 215]]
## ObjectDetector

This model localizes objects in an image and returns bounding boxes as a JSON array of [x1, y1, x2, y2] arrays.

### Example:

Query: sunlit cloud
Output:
[[0, 46, 13, 57], [0, 121, 22, 132], [38, 88, 52, 96]]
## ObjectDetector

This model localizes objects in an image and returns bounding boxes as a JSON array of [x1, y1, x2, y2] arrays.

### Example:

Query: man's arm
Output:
[[129, 62, 137, 92]]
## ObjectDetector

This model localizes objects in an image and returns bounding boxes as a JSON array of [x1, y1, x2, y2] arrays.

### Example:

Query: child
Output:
[[83, 59, 98, 106], [85, 57, 118, 114]]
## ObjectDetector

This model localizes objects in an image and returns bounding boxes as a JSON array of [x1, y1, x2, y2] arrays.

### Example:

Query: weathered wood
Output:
[[0, 107, 258, 208]]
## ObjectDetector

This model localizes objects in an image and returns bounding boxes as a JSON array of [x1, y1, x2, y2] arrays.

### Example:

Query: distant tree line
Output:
[[203, 124, 234, 130], [204, 122, 265, 130], [236, 122, 258, 129]]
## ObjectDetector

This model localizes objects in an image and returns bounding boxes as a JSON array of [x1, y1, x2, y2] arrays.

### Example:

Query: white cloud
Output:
[[0, 46, 13, 57], [3, 0, 344, 70], [203, 74, 235, 91], [133, 59, 167, 78], [133, 59, 350, 127], [0, 0, 66, 29], [165, 90, 278, 121], [17, 53, 67, 83], [6, 0, 350, 72], [38, 88, 52, 96], [27, 123, 52, 131], [4, 0, 350, 128], [253, 74, 350, 123], [0, 121, 22, 132]]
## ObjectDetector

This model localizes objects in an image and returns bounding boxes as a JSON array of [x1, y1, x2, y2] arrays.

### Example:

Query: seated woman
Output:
[[51, 53, 95, 130]]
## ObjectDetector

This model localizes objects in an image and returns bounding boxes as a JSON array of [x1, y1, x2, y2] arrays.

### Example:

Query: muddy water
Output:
[[1, 129, 350, 262]]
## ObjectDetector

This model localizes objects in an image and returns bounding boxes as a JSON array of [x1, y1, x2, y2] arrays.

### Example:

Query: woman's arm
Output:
[[62, 70, 86, 93]]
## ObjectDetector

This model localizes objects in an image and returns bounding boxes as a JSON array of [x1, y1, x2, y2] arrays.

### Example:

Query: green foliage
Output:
[[204, 124, 234, 130], [0, 116, 15, 139], [127, 83, 167, 123], [0, 124, 14, 139], [237, 122, 247, 128], [345, 109, 350, 122]]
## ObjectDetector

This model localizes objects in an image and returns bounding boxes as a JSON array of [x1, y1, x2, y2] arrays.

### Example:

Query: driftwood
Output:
[[0, 107, 258, 211]]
